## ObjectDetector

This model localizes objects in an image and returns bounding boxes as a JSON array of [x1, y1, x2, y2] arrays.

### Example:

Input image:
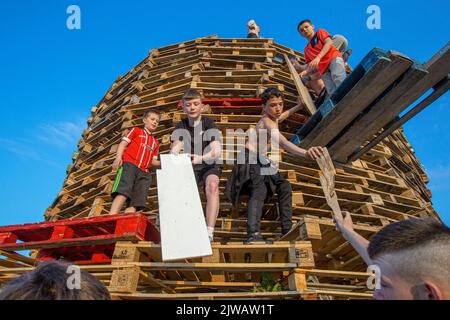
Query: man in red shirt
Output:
[[296, 19, 347, 95], [109, 110, 161, 215]]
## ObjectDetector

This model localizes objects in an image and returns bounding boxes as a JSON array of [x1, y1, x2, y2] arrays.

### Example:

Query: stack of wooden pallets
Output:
[[0, 35, 447, 300]]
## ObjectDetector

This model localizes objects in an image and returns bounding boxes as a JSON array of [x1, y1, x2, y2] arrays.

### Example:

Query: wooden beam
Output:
[[283, 54, 317, 115], [316, 148, 343, 221], [348, 76, 450, 162], [331, 43, 449, 162], [299, 50, 413, 148]]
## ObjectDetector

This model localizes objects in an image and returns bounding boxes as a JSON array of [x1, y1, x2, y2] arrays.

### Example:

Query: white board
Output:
[[157, 154, 212, 261]]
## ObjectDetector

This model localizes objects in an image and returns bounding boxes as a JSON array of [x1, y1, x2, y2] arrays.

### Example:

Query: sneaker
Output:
[[244, 233, 273, 244], [343, 49, 353, 62]]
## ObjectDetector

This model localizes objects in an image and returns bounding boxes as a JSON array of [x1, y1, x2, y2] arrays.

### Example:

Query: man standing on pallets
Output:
[[226, 88, 324, 244]]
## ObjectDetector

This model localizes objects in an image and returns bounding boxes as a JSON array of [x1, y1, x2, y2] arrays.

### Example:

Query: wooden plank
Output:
[[157, 154, 212, 261], [299, 50, 413, 148], [114, 290, 313, 300], [331, 43, 449, 162], [316, 148, 343, 221], [283, 54, 316, 115], [348, 75, 450, 162], [330, 64, 429, 162]]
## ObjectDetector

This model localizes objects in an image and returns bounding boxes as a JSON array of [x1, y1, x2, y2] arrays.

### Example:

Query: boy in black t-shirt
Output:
[[171, 89, 222, 242]]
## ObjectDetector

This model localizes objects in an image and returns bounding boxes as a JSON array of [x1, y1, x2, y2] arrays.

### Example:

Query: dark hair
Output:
[[0, 261, 111, 300], [182, 88, 203, 102], [297, 19, 313, 31], [261, 87, 284, 105], [368, 217, 450, 260], [143, 109, 160, 119]]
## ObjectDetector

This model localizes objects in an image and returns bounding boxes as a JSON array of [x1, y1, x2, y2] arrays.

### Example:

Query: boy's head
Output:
[[182, 88, 203, 120], [261, 88, 284, 120], [0, 261, 111, 300], [297, 19, 315, 39], [367, 217, 450, 300], [143, 110, 160, 132], [247, 19, 260, 33]]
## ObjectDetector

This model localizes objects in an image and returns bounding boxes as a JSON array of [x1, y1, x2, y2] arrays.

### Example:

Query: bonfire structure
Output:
[[0, 36, 448, 300]]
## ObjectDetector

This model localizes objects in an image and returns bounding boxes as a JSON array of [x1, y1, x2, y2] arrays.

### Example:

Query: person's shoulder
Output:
[[261, 116, 276, 128], [128, 126, 142, 134], [317, 28, 330, 37]]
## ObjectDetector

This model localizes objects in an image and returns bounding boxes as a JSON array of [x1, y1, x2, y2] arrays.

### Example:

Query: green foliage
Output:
[[253, 272, 284, 292]]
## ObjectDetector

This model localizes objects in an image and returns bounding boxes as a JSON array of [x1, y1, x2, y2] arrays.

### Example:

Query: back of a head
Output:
[[368, 217, 450, 288], [0, 261, 111, 300]]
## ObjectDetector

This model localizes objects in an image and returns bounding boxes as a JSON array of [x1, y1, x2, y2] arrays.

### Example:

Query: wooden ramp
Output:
[[293, 43, 450, 163]]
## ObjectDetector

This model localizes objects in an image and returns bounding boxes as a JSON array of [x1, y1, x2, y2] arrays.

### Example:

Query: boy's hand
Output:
[[334, 211, 355, 240], [112, 158, 123, 172], [305, 146, 324, 160], [307, 57, 320, 74], [191, 154, 203, 165]]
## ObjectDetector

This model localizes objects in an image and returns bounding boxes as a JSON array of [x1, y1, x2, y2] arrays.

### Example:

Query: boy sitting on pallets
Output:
[[247, 19, 261, 39], [226, 88, 324, 244], [293, 19, 348, 96], [109, 110, 161, 215], [170, 89, 222, 242]]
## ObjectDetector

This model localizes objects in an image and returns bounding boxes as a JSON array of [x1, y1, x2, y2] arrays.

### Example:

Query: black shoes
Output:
[[244, 233, 273, 244]]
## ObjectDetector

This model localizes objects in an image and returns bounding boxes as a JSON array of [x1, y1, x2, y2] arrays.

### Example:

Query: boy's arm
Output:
[[335, 211, 373, 266], [170, 140, 184, 155], [279, 101, 305, 123], [192, 140, 222, 164], [308, 37, 333, 73], [113, 140, 129, 172], [291, 58, 307, 73], [263, 118, 324, 160], [151, 157, 161, 168]]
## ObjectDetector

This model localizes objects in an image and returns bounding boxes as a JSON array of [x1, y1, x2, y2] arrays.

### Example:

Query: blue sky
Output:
[[0, 0, 448, 227]]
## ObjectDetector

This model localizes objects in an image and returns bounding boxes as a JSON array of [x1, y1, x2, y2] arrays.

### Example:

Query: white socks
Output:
[[207, 227, 214, 242]]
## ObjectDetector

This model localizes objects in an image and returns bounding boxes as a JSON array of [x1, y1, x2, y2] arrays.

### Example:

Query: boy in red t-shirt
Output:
[[109, 110, 161, 215], [296, 19, 347, 95]]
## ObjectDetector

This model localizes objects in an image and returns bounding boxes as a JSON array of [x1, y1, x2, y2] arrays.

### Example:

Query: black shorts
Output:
[[111, 162, 152, 210], [193, 164, 221, 185]]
